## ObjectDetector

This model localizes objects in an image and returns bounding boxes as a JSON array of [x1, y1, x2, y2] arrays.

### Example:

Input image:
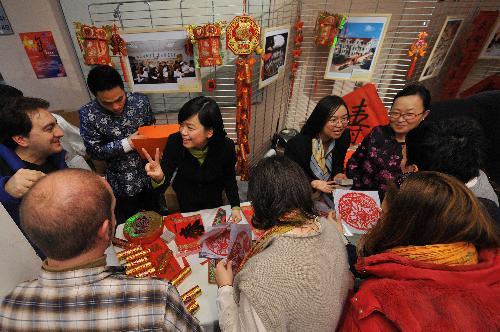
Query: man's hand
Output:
[[127, 131, 146, 150], [4, 169, 45, 198], [143, 148, 165, 183], [215, 259, 234, 287], [311, 180, 335, 193]]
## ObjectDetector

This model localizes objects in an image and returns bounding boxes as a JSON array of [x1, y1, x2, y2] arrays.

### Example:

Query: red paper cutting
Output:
[[338, 192, 380, 231]]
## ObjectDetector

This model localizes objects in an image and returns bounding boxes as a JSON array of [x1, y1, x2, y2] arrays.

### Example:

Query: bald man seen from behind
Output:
[[0, 169, 201, 332]]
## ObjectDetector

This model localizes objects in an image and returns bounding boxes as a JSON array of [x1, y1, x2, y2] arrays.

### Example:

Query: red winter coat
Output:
[[338, 248, 500, 331]]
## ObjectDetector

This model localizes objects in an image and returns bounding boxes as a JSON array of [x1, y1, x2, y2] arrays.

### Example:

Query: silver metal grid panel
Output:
[[68, 0, 298, 162]]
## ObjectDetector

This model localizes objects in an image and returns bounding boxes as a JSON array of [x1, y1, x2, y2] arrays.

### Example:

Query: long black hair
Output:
[[248, 155, 315, 230], [301, 95, 348, 137], [178, 96, 227, 143]]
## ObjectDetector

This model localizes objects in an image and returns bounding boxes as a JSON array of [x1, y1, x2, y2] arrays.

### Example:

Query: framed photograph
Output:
[[479, 18, 500, 59], [324, 14, 391, 82], [419, 16, 464, 81], [259, 26, 290, 89], [121, 28, 202, 93]]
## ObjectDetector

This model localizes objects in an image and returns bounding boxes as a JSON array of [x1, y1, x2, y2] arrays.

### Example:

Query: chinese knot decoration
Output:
[[109, 24, 128, 82], [314, 12, 346, 47], [226, 14, 262, 180], [289, 19, 304, 99], [407, 31, 428, 78], [74, 23, 111, 65], [187, 22, 226, 67]]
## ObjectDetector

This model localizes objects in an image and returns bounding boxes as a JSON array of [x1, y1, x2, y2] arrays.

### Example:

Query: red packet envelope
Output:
[[227, 224, 252, 270], [142, 238, 181, 280], [164, 214, 205, 256], [133, 124, 179, 159]]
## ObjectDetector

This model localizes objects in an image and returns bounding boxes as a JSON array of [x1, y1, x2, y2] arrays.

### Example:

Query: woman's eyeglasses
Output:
[[388, 112, 424, 120], [327, 117, 350, 126]]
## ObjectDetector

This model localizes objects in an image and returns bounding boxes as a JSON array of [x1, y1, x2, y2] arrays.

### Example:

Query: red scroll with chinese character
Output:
[[187, 22, 225, 67], [343, 84, 389, 145]]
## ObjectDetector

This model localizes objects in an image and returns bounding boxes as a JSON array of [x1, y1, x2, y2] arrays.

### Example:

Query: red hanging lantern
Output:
[[74, 23, 111, 65], [314, 12, 345, 47]]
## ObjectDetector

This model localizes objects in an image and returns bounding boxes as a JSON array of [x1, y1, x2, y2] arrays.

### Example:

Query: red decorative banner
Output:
[[342, 83, 389, 145], [440, 11, 499, 100]]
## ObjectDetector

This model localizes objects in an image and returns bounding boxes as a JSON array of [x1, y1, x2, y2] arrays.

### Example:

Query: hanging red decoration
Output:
[[407, 31, 428, 78], [108, 24, 128, 82], [74, 23, 111, 65], [314, 12, 346, 47], [187, 22, 225, 67], [206, 78, 217, 92], [289, 19, 304, 99], [226, 14, 262, 181]]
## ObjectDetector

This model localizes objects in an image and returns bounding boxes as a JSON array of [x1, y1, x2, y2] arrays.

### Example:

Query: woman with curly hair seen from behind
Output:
[[339, 171, 500, 331], [215, 155, 352, 331]]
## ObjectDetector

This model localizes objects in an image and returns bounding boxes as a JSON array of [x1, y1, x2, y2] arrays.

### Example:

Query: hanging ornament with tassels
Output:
[[74, 22, 111, 65], [226, 7, 263, 181], [314, 12, 346, 47], [187, 22, 226, 68], [289, 19, 304, 99], [407, 31, 428, 78], [108, 24, 128, 82]]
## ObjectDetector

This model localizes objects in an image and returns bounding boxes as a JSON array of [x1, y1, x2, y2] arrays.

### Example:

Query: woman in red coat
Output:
[[339, 171, 500, 331]]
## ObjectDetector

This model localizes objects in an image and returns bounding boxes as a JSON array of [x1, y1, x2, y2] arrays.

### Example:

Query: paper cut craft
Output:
[[164, 214, 205, 256], [133, 124, 180, 159], [227, 224, 252, 270], [212, 207, 227, 225], [334, 189, 381, 234], [199, 225, 231, 259]]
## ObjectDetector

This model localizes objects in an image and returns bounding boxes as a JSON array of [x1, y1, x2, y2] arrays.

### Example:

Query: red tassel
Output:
[[407, 56, 417, 78]]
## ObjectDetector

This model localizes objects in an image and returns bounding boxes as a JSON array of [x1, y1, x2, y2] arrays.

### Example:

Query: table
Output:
[[112, 203, 252, 331]]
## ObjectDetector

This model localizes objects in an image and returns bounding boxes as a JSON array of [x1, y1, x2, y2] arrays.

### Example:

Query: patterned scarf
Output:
[[388, 242, 478, 266], [235, 210, 317, 274], [310, 137, 335, 181]]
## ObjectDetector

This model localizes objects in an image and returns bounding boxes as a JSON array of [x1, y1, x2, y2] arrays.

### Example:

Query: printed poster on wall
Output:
[[19, 31, 67, 79], [259, 26, 290, 89]]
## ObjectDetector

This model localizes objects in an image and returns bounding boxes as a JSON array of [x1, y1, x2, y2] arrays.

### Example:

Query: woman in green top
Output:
[[143, 96, 241, 221]]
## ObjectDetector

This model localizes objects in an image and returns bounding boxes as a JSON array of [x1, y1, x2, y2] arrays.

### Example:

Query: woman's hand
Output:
[[231, 208, 242, 223], [333, 173, 347, 184], [327, 211, 345, 235], [143, 148, 164, 183], [311, 180, 335, 193], [215, 259, 234, 287]]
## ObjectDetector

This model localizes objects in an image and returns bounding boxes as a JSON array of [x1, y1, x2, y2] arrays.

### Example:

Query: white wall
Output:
[[0, 0, 90, 111]]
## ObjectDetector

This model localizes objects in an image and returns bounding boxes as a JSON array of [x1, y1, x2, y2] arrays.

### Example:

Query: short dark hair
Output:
[[0, 84, 23, 111], [360, 171, 499, 256], [393, 84, 431, 110], [248, 155, 315, 230], [405, 117, 485, 183], [87, 65, 124, 96], [0, 97, 50, 149], [178, 96, 227, 141], [20, 169, 113, 260], [301, 95, 349, 136]]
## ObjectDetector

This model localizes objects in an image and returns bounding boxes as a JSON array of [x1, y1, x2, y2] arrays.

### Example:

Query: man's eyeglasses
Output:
[[388, 112, 424, 120]]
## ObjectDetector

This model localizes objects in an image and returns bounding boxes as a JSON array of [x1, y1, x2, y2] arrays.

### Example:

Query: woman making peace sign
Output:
[[143, 96, 241, 221]]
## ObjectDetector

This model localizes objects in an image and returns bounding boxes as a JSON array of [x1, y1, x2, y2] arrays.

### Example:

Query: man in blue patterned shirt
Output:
[[0, 169, 202, 331], [80, 65, 161, 223]]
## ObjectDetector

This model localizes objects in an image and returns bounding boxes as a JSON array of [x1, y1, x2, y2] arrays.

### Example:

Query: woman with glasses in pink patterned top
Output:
[[346, 84, 430, 195]]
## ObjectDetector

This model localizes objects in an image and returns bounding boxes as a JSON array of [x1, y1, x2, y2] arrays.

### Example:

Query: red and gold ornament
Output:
[[74, 22, 111, 65], [314, 12, 345, 47], [289, 19, 304, 99], [407, 31, 428, 78], [226, 14, 262, 180], [108, 24, 128, 82], [187, 22, 226, 67]]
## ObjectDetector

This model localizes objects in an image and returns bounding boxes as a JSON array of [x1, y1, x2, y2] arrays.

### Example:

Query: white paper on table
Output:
[[333, 189, 381, 235]]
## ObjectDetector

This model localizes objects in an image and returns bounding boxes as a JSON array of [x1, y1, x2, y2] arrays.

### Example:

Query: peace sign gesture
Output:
[[143, 148, 164, 183]]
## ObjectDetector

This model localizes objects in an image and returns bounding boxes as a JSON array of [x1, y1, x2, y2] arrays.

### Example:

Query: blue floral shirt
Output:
[[79, 92, 155, 197]]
